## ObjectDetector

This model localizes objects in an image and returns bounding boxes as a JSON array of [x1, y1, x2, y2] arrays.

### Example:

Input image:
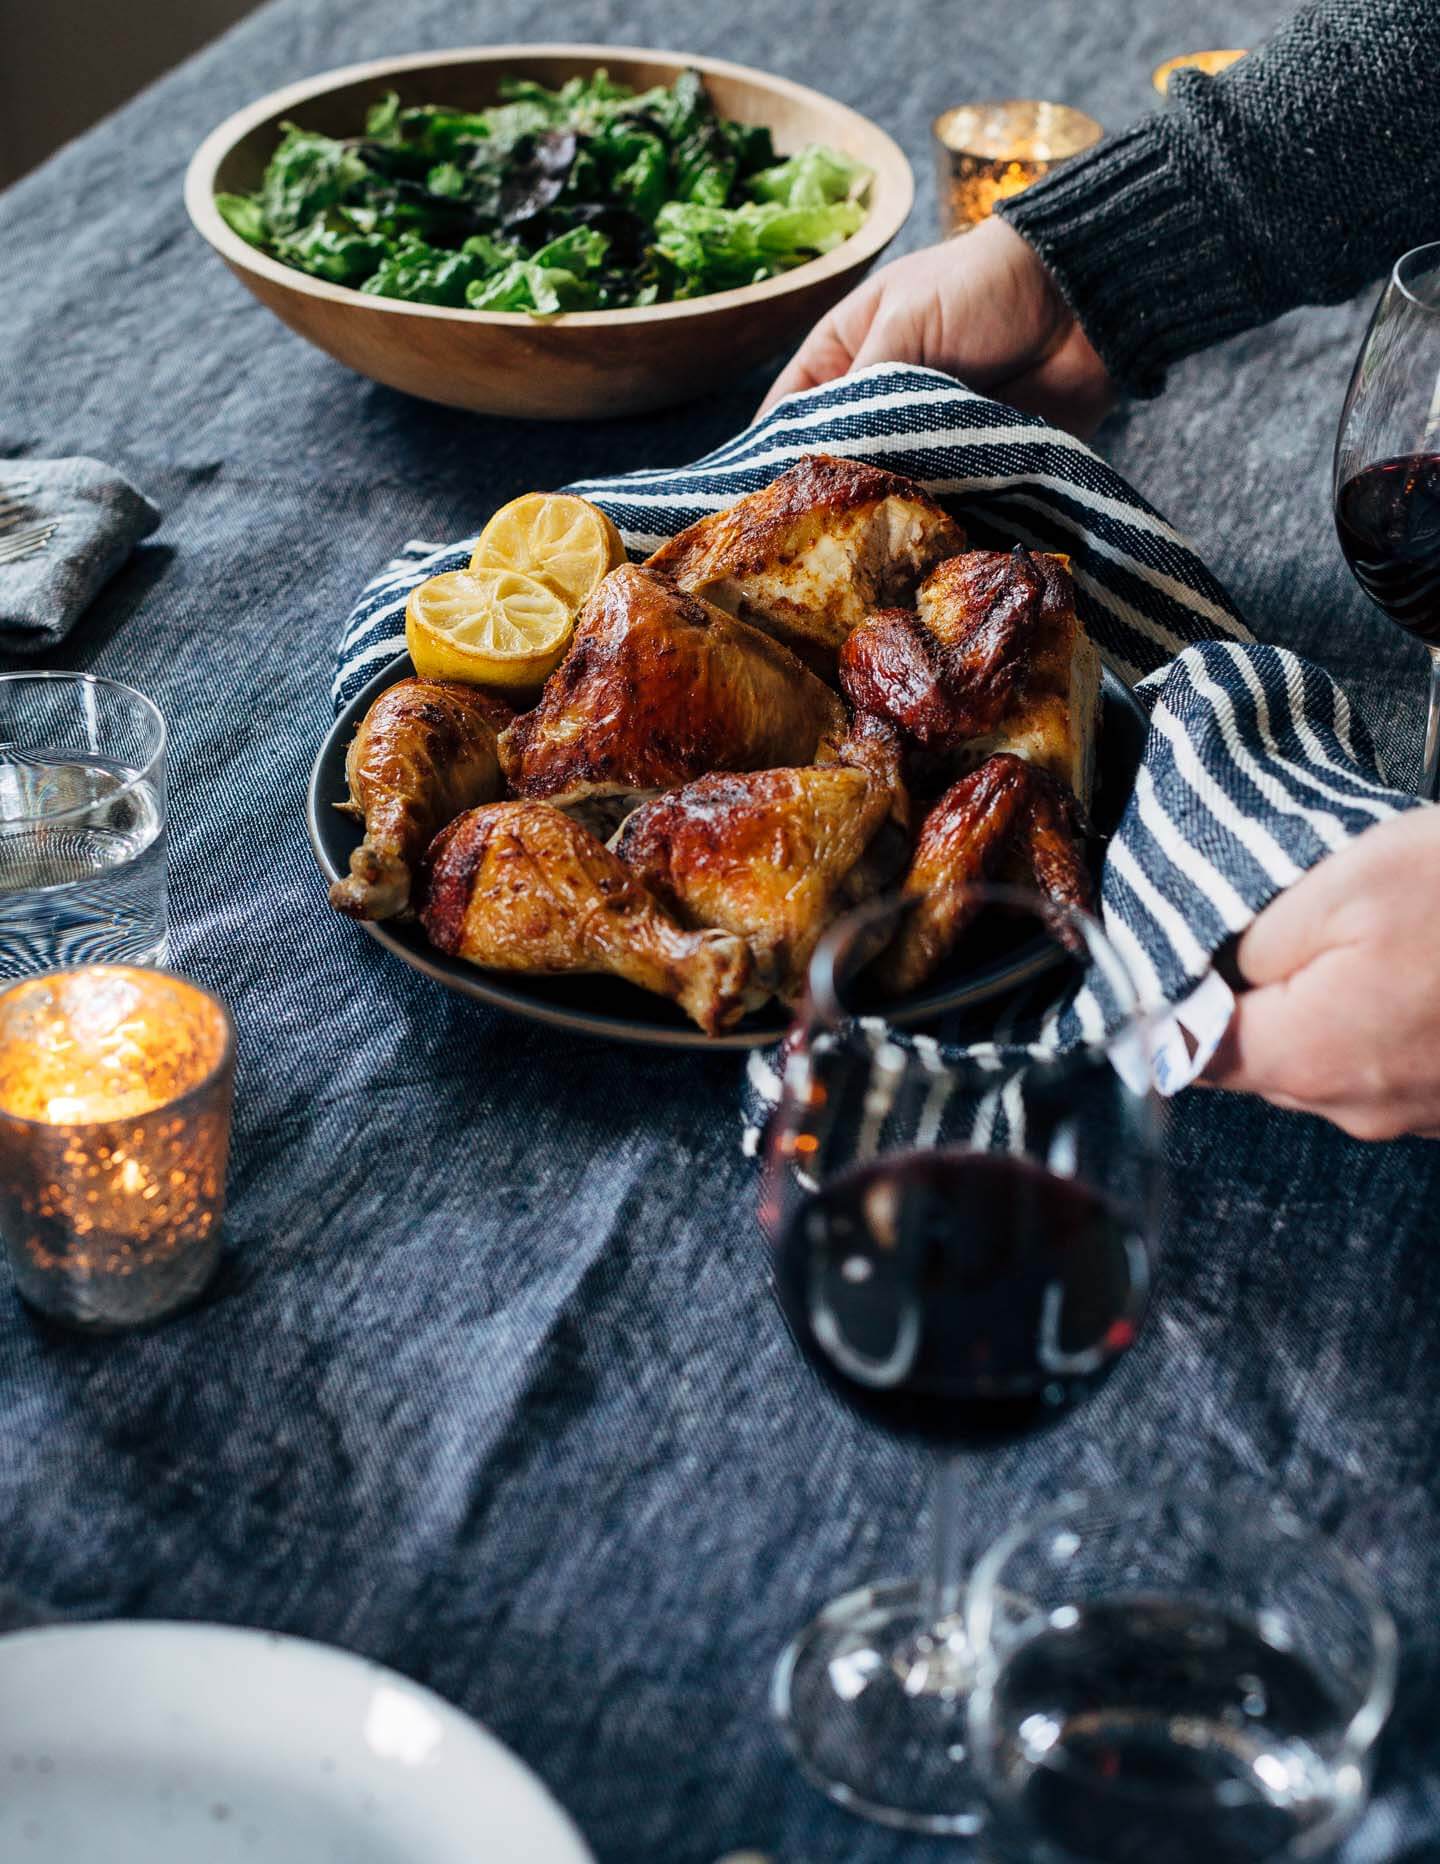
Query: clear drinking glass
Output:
[[1334, 241, 1440, 798], [967, 1488, 1397, 1863], [760, 888, 1159, 1834], [0, 672, 168, 974]]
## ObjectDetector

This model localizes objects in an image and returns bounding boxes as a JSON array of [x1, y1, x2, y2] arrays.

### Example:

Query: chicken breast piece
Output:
[[612, 717, 909, 1002], [419, 800, 756, 1035], [644, 453, 966, 669], [329, 677, 511, 922], [498, 564, 846, 828]]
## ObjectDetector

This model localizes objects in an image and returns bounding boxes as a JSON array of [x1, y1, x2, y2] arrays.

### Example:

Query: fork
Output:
[[0, 521, 57, 566]]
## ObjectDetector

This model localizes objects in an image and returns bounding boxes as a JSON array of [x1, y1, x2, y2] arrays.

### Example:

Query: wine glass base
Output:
[[770, 1577, 984, 1836]]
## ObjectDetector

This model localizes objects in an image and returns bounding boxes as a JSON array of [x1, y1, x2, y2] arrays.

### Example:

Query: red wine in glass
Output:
[[1335, 453, 1440, 645], [761, 887, 1157, 1837], [1334, 242, 1440, 796], [772, 1150, 1148, 1449]]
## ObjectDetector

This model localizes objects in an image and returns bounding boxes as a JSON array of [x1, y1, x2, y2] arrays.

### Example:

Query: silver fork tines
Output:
[[0, 522, 57, 567], [0, 499, 37, 531]]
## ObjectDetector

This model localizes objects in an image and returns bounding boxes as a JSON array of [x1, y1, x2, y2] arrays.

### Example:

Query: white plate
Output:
[[0, 1622, 594, 1863]]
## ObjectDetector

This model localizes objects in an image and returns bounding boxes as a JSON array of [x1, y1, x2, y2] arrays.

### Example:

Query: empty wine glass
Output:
[[967, 1488, 1397, 1863], [759, 887, 1160, 1833], [1334, 240, 1440, 796]]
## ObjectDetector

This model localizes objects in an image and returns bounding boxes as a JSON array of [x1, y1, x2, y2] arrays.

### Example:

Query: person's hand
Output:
[[1201, 808, 1440, 1140], [760, 216, 1116, 436]]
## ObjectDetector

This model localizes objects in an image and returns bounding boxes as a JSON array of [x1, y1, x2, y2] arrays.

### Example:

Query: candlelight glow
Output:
[[0, 969, 228, 1125], [0, 966, 234, 1330], [933, 102, 1103, 234], [1152, 50, 1247, 95]]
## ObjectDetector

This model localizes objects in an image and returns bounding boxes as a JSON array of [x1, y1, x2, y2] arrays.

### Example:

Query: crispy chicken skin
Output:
[[644, 454, 966, 667], [875, 753, 1093, 994], [613, 716, 909, 1002], [841, 547, 1101, 803], [498, 564, 845, 817], [419, 801, 755, 1034], [329, 677, 511, 922]]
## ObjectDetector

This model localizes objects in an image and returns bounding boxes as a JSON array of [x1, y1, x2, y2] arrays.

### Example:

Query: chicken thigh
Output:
[[645, 454, 966, 669], [419, 801, 756, 1034], [840, 547, 1101, 802], [330, 677, 511, 921], [875, 753, 1093, 994], [498, 564, 845, 829], [613, 716, 909, 1002]]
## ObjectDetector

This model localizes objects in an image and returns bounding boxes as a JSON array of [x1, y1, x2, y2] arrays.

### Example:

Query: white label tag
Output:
[[1149, 968, 1238, 1096]]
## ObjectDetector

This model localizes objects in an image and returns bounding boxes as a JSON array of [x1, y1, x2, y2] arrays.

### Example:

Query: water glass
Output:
[[0, 672, 167, 975], [967, 1488, 1397, 1863]]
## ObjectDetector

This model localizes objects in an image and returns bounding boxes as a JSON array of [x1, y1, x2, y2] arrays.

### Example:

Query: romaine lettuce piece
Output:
[[274, 210, 387, 284], [747, 144, 871, 210], [360, 234, 515, 306], [653, 196, 865, 294], [466, 262, 596, 314], [215, 192, 267, 247], [261, 126, 369, 237]]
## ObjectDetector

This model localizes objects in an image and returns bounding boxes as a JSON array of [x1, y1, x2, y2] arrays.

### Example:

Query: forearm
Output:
[[998, 0, 1440, 395]]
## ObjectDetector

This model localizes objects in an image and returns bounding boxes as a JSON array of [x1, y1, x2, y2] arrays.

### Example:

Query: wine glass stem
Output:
[[927, 1455, 966, 1625], [1424, 648, 1440, 802]]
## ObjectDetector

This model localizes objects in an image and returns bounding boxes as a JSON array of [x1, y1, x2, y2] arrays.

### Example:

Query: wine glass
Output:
[[760, 887, 1160, 1834], [966, 1488, 1397, 1864], [1334, 240, 1440, 797]]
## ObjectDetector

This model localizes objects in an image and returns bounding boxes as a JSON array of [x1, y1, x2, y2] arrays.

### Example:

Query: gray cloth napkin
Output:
[[0, 458, 160, 652]]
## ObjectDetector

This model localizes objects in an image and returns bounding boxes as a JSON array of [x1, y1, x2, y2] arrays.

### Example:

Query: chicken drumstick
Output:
[[420, 801, 756, 1035], [330, 677, 511, 922]]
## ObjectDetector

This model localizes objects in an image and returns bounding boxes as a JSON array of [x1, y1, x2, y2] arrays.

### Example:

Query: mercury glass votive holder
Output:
[[933, 100, 1103, 235], [1152, 49, 1247, 98], [0, 966, 235, 1331]]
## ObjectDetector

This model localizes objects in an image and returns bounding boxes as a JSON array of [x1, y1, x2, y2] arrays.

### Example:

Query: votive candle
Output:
[[1152, 50, 1247, 97], [0, 966, 235, 1330], [933, 101, 1103, 235]]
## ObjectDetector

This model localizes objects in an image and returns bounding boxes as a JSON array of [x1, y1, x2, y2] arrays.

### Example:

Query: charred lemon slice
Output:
[[470, 491, 626, 611], [405, 567, 573, 688]]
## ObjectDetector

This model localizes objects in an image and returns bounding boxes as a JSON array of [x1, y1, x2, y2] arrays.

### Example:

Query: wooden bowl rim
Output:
[[184, 43, 914, 330]]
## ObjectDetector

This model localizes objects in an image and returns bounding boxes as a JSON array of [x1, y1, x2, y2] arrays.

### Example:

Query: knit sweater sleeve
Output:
[[996, 0, 1440, 396]]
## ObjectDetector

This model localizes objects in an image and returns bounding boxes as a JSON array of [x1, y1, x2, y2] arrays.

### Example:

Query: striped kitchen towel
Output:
[[332, 363, 1418, 1092]]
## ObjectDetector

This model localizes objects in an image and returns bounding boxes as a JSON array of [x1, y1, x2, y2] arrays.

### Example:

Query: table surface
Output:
[[3, 1, 1439, 1859]]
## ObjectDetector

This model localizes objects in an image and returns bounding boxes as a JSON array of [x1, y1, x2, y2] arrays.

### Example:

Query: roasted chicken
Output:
[[840, 547, 1101, 802], [498, 564, 845, 828], [613, 716, 909, 1002], [330, 677, 511, 921], [645, 454, 966, 668], [420, 801, 756, 1034], [875, 753, 1094, 994]]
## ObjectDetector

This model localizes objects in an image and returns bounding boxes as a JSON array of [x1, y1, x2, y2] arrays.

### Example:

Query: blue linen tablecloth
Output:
[[2, 1, 1439, 1860]]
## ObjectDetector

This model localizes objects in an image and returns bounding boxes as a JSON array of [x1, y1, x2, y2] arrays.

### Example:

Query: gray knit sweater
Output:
[[998, 0, 1440, 396]]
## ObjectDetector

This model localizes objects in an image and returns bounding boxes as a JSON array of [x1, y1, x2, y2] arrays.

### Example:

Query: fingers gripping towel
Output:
[[332, 364, 1419, 1110]]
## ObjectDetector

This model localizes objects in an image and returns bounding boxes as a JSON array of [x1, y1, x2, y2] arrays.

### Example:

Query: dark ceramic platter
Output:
[[307, 656, 1147, 1051]]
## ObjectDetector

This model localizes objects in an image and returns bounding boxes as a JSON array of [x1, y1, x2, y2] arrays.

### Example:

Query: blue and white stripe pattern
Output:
[[333, 364, 1418, 1092]]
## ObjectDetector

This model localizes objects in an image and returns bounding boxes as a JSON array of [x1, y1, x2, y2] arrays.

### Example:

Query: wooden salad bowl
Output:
[[184, 45, 914, 420]]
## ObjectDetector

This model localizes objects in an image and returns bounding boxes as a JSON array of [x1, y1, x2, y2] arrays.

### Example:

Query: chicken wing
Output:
[[419, 801, 756, 1034], [329, 677, 511, 922], [498, 564, 845, 830], [840, 547, 1101, 802], [875, 753, 1093, 994], [613, 717, 909, 1002], [644, 454, 966, 668]]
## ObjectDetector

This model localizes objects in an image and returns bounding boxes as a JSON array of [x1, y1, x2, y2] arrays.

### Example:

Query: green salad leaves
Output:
[[216, 69, 871, 313]]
